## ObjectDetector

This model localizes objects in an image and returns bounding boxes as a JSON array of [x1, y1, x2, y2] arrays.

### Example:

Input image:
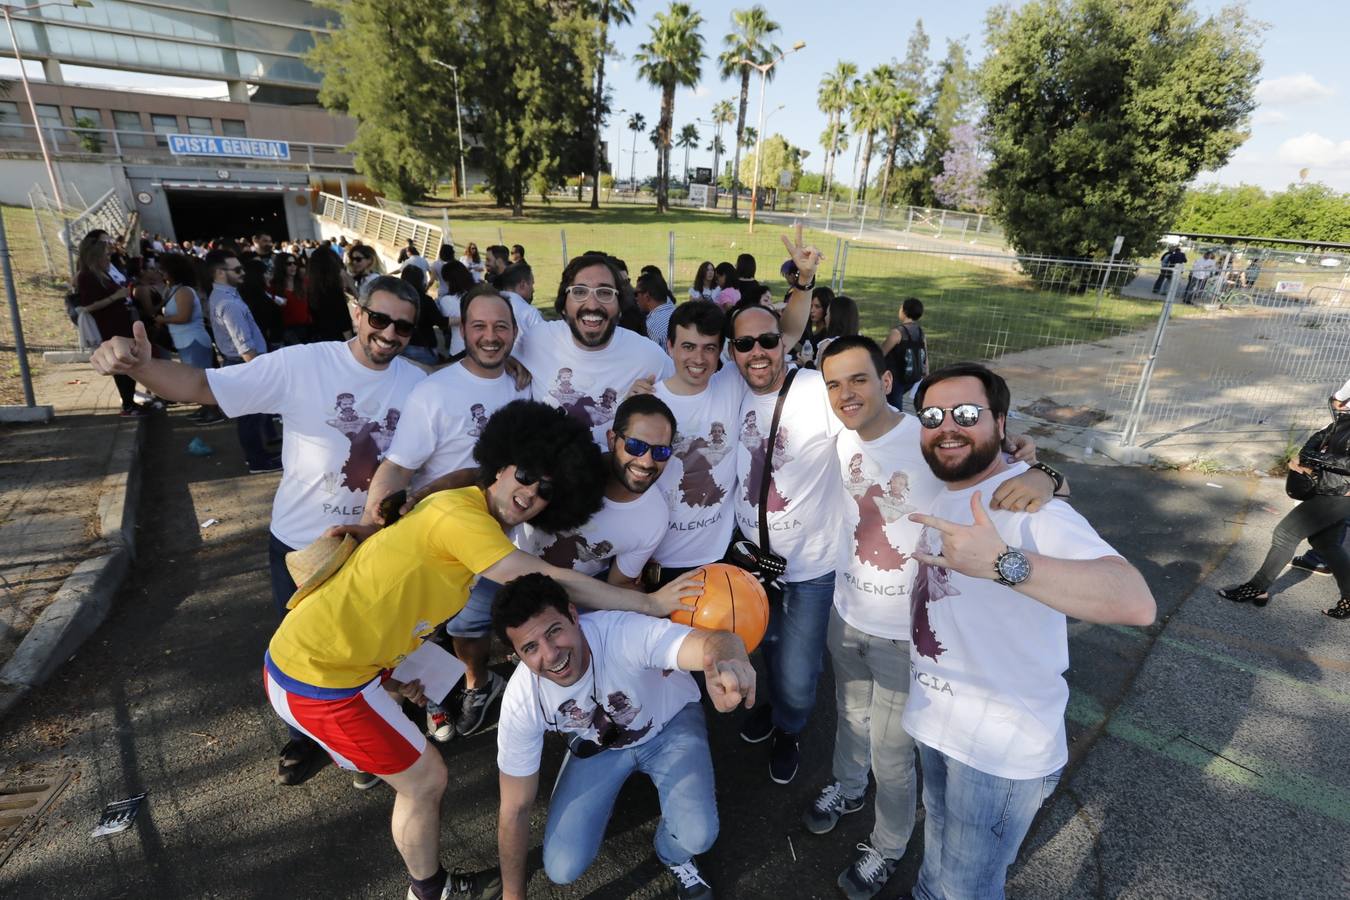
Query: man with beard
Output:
[[511, 253, 672, 446], [904, 363, 1154, 900], [90, 275, 427, 785], [804, 338, 1058, 899], [363, 285, 528, 740], [494, 572, 755, 900]]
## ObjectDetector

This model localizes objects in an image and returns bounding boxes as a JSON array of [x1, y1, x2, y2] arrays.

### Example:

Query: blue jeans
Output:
[[543, 702, 717, 883], [760, 570, 835, 735], [912, 742, 1062, 900], [267, 533, 304, 741]]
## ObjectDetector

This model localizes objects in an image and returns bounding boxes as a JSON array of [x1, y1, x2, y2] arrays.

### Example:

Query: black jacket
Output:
[[1300, 416, 1350, 495]]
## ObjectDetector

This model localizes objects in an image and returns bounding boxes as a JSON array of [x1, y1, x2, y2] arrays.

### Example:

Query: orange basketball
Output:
[[670, 563, 771, 653]]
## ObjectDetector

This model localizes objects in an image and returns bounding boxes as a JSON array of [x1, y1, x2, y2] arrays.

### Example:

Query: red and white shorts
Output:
[[264, 668, 426, 776]]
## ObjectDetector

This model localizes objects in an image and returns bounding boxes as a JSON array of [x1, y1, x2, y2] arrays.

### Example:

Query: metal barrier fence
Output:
[[317, 193, 442, 260], [834, 243, 1350, 448], [782, 194, 1007, 250], [62, 189, 131, 261]]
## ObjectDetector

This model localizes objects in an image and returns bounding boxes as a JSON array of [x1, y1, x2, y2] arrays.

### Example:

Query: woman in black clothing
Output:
[[240, 258, 284, 348], [307, 246, 351, 341], [1220, 397, 1350, 618], [399, 266, 446, 365]]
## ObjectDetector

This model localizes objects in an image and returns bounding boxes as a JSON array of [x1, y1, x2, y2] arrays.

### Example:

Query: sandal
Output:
[[1323, 598, 1350, 620], [1218, 582, 1270, 607]]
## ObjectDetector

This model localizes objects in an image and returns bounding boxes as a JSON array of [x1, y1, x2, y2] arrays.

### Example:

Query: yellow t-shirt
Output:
[[267, 488, 514, 690]]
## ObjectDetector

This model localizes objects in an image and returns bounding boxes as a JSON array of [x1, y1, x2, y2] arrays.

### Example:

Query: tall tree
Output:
[[849, 67, 894, 215], [676, 123, 700, 185], [709, 98, 736, 197], [626, 111, 646, 187], [871, 65, 916, 214], [817, 60, 857, 208], [588, 0, 636, 209], [982, 0, 1262, 258], [737, 133, 805, 194], [879, 21, 930, 202], [718, 6, 781, 219], [931, 123, 990, 211], [635, 2, 706, 213]]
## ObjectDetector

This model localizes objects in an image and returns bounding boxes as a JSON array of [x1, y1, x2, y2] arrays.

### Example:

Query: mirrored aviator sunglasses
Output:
[[918, 403, 985, 429]]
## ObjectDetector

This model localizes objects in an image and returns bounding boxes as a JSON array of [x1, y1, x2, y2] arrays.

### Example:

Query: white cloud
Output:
[[1277, 132, 1350, 169], [694, 85, 710, 98], [1252, 109, 1287, 125], [1255, 73, 1335, 106]]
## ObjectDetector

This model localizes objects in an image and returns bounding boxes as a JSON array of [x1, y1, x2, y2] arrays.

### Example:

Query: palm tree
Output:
[[873, 66, 916, 218], [718, 5, 780, 219], [626, 111, 646, 189], [709, 98, 735, 199], [635, 2, 706, 213], [590, 0, 637, 209], [676, 123, 700, 186], [818, 60, 858, 207], [849, 68, 894, 217], [742, 126, 758, 149]]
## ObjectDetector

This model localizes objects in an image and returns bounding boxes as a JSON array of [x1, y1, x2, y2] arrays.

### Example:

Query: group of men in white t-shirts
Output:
[[88, 225, 1155, 900]]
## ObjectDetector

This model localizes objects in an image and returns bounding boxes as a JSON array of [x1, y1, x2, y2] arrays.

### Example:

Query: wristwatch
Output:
[[994, 547, 1032, 586], [1029, 461, 1064, 494]]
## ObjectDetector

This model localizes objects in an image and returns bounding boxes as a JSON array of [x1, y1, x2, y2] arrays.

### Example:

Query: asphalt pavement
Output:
[[1, 410, 1347, 899]]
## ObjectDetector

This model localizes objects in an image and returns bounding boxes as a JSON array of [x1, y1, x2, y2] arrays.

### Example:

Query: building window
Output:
[[150, 113, 178, 147], [0, 101, 21, 139], [186, 116, 213, 136], [72, 107, 102, 127], [34, 103, 64, 133], [221, 119, 247, 138], [112, 110, 145, 148]]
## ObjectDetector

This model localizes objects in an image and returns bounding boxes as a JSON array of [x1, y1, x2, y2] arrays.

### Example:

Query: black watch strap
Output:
[[1029, 461, 1064, 493]]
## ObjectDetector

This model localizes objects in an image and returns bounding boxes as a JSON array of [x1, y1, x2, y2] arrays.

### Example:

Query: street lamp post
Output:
[[611, 107, 626, 196], [737, 40, 804, 234], [1, 0, 94, 213], [430, 59, 468, 198]]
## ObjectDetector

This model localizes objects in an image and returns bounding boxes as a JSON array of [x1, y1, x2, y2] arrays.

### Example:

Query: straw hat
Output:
[[284, 533, 358, 609]]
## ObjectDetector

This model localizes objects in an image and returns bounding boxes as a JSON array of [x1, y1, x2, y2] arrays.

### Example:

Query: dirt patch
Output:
[[1019, 396, 1111, 428]]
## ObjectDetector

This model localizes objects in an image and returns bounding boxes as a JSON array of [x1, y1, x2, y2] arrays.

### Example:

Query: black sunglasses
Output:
[[514, 467, 555, 501], [619, 434, 673, 462], [361, 306, 415, 337], [918, 404, 987, 429], [731, 332, 783, 353]]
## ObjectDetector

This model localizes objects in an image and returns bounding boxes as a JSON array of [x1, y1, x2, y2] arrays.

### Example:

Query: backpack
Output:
[[886, 323, 927, 389]]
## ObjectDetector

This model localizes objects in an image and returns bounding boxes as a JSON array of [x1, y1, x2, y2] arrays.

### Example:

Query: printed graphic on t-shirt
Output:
[[844, 453, 915, 571], [911, 525, 958, 660], [740, 410, 792, 511], [467, 403, 490, 437], [672, 420, 734, 508], [325, 392, 401, 492], [549, 367, 619, 429], [538, 532, 614, 570], [555, 690, 653, 749]]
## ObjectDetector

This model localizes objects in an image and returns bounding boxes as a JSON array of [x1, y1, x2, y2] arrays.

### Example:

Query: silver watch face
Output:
[[997, 550, 1032, 584]]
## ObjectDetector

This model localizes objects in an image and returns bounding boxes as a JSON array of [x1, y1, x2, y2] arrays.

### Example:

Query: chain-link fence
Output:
[[781, 194, 1008, 251], [834, 244, 1350, 448]]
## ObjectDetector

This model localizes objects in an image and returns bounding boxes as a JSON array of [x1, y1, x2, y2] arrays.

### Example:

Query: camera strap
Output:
[[759, 368, 798, 557]]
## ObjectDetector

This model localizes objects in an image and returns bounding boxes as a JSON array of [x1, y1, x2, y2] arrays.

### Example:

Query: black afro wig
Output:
[[472, 399, 605, 534]]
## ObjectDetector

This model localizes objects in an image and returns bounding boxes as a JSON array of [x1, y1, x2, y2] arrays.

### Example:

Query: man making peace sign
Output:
[[902, 363, 1155, 900]]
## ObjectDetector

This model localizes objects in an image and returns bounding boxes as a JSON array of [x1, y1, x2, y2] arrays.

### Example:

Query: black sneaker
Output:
[[248, 456, 283, 474], [1291, 554, 1332, 576], [739, 702, 774, 744], [454, 671, 506, 736], [275, 736, 328, 786], [666, 859, 714, 899], [353, 771, 380, 790], [802, 781, 865, 834], [769, 730, 799, 785], [404, 867, 503, 900], [837, 842, 899, 899]]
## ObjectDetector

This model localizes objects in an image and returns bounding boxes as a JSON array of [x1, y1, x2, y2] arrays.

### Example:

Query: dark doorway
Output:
[[165, 190, 290, 243]]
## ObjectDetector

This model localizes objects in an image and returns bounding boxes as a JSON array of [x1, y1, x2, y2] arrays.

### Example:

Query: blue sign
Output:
[[167, 134, 291, 161]]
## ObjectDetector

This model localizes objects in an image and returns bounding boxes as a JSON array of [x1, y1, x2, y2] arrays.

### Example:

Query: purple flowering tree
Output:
[[931, 123, 990, 212]]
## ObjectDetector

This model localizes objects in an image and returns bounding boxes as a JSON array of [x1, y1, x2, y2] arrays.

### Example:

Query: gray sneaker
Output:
[[837, 842, 899, 899], [454, 671, 506, 736], [803, 781, 865, 834]]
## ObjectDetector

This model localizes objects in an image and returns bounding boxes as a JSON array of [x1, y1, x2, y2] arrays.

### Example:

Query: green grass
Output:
[[1, 204, 72, 405], [414, 198, 1189, 364]]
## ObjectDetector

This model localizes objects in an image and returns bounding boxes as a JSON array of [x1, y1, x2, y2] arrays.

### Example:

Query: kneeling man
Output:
[[494, 573, 756, 900]]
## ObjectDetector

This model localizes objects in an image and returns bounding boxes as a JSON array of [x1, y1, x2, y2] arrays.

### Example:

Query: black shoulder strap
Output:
[[759, 368, 798, 553]]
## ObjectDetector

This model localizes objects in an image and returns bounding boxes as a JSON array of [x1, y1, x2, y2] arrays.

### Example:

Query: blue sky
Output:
[[3, 0, 1346, 193]]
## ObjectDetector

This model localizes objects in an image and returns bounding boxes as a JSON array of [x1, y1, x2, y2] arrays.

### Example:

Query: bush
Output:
[[669, 187, 688, 200], [471, 182, 490, 194]]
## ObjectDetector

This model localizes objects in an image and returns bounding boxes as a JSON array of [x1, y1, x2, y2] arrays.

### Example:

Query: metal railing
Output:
[[0, 122, 356, 170], [62, 188, 130, 255], [317, 192, 443, 259]]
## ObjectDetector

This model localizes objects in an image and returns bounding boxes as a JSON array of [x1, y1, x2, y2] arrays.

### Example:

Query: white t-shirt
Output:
[[500, 291, 544, 334], [653, 365, 748, 567], [832, 414, 944, 639], [382, 364, 528, 492], [515, 319, 673, 446], [520, 486, 668, 580], [206, 342, 426, 548], [903, 463, 1119, 780], [733, 368, 843, 581], [496, 611, 698, 776]]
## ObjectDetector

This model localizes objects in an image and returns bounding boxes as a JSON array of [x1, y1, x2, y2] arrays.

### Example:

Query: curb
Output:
[[0, 415, 144, 721]]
